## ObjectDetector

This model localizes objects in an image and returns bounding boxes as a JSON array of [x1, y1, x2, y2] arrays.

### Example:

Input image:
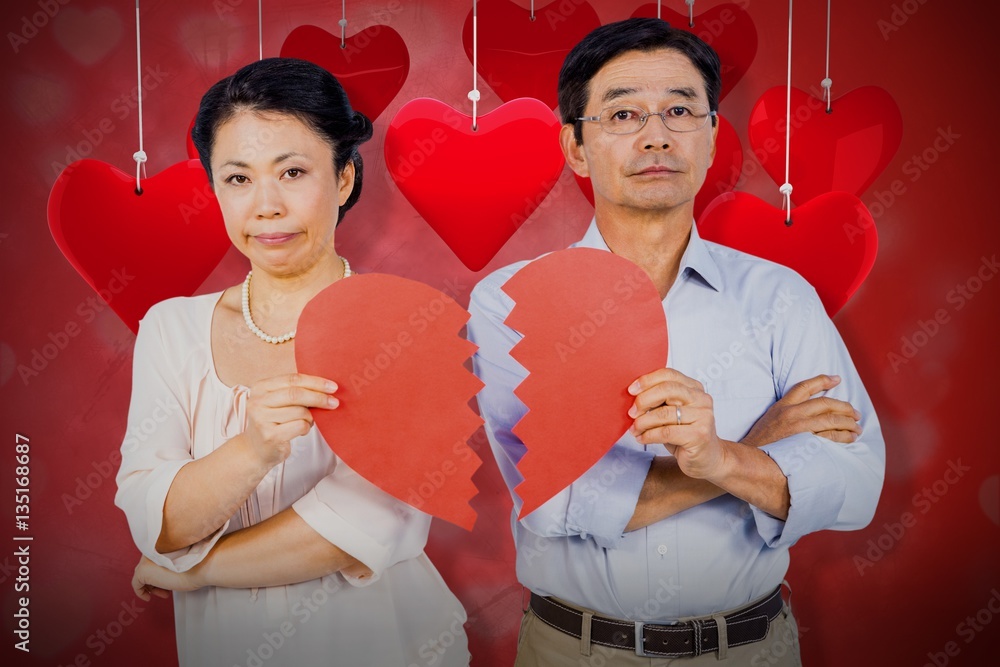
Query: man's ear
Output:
[[708, 116, 719, 165], [560, 123, 589, 178]]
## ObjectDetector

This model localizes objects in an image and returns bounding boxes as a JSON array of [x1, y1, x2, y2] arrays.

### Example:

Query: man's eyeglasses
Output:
[[577, 104, 717, 135]]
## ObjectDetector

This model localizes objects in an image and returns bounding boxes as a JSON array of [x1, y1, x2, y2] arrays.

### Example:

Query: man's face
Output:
[[562, 48, 718, 216]]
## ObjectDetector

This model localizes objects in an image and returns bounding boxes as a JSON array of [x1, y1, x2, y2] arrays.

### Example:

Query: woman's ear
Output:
[[337, 160, 356, 206]]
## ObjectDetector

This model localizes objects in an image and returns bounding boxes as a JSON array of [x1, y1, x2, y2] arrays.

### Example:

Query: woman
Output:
[[115, 58, 469, 667]]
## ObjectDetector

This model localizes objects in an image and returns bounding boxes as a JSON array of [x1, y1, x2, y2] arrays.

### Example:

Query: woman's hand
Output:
[[131, 556, 204, 601], [741, 374, 862, 448], [244, 373, 339, 469]]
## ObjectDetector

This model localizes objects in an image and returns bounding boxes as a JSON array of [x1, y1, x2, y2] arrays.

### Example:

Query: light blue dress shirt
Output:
[[467, 218, 885, 620]]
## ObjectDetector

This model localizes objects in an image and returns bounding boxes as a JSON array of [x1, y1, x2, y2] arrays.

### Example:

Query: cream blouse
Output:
[[115, 292, 469, 667]]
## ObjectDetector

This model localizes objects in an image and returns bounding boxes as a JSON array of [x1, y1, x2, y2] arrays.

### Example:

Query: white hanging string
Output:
[[530, 0, 535, 21], [132, 0, 146, 194], [656, 1, 661, 19], [339, 0, 347, 49], [257, 0, 263, 60], [468, 0, 480, 131], [686, 0, 695, 27], [781, 0, 794, 224], [821, 0, 832, 112]]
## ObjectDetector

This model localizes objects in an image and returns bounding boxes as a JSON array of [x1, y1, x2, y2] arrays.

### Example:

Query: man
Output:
[[468, 18, 885, 666]]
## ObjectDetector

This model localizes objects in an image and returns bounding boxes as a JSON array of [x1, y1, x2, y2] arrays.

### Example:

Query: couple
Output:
[[116, 18, 884, 667]]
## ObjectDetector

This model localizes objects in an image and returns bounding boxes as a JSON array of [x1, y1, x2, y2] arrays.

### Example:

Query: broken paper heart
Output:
[[502, 248, 667, 517], [295, 273, 484, 530]]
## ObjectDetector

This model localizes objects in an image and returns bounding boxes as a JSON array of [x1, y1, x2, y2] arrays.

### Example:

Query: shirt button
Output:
[[657, 544, 668, 556]]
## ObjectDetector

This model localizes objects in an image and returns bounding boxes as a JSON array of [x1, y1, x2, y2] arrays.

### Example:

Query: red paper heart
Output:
[[295, 274, 484, 530], [631, 3, 757, 101], [748, 86, 903, 205], [462, 0, 601, 109], [698, 191, 878, 315], [502, 248, 667, 517], [47, 159, 231, 333], [384, 98, 564, 271], [573, 114, 744, 220], [280, 24, 409, 121]]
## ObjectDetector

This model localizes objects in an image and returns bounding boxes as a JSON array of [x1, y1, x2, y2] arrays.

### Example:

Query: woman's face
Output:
[[210, 111, 355, 278]]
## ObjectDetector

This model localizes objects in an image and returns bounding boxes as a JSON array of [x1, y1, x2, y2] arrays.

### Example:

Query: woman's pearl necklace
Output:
[[241, 257, 353, 344]]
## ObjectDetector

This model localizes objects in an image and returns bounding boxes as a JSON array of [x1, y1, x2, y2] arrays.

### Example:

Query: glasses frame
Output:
[[576, 104, 718, 135]]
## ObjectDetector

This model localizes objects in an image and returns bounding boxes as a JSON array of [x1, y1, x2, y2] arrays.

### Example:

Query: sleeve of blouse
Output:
[[114, 303, 231, 573], [292, 457, 432, 588]]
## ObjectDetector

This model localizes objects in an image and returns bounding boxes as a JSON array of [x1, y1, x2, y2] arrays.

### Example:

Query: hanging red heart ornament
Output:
[[631, 3, 758, 100], [698, 191, 878, 316], [47, 159, 231, 333], [748, 85, 903, 205], [501, 248, 668, 518], [186, 114, 199, 159], [280, 24, 409, 121], [384, 97, 565, 271], [462, 0, 601, 109], [573, 114, 744, 220], [295, 273, 484, 530]]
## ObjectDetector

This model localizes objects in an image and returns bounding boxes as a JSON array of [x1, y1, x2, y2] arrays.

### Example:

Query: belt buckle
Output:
[[634, 621, 646, 657]]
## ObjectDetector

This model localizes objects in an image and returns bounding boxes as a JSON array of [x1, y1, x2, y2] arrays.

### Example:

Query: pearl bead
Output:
[[241, 256, 353, 344]]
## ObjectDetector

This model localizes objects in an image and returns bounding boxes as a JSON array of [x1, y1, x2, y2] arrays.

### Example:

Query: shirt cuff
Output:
[[292, 483, 391, 589], [756, 434, 846, 548], [564, 446, 655, 549]]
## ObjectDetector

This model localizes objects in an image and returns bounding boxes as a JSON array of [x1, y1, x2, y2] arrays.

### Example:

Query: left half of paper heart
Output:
[[295, 273, 484, 530], [501, 248, 668, 518]]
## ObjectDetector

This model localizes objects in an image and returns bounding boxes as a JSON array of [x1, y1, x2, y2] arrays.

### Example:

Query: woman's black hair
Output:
[[557, 18, 721, 144], [191, 57, 373, 224]]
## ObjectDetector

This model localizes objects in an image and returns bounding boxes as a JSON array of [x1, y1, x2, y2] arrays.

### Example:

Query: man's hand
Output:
[[742, 374, 862, 448], [627, 369, 727, 480]]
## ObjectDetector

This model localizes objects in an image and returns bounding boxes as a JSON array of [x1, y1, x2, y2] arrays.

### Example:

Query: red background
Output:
[[1, 1, 998, 666]]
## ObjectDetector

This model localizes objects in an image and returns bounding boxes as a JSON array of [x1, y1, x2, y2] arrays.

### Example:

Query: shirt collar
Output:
[[571, 217, 723, 292]]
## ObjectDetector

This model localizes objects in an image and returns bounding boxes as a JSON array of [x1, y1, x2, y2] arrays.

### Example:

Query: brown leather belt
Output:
[[528, 586, 784, 658]]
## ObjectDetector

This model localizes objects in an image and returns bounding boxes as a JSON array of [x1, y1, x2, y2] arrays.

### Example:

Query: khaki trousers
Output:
[[514, 594, 803, 667]]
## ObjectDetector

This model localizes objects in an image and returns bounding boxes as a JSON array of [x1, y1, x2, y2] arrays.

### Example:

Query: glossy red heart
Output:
[[295, 274, 484, 530], [462, 0, 600, 109], [502, 248, 667, 517], [384, 97, 564, 271], [698, 191, 878, 315], [280, 24, 409, 121], [748, 85, 903, 205], [573, 114, 743, 220], [185, 114, 199, 159], [632, 3, 757, 100], [47, 159, 231, 333]]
